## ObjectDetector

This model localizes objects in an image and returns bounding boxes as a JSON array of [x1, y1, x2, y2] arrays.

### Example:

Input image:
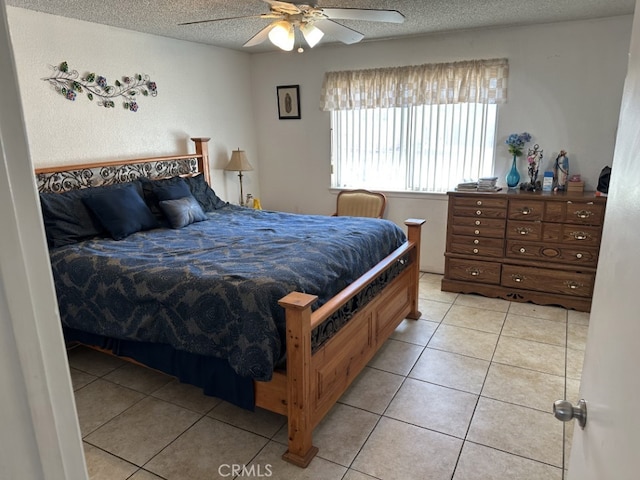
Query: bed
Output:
[[36, 137, 425, 467]]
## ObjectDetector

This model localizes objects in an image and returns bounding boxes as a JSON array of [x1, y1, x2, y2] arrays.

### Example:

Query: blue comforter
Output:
[[50, 206, 407, 381]]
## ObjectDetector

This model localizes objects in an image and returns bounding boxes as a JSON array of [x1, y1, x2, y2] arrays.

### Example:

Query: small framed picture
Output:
[[276, 85, 301, 119]]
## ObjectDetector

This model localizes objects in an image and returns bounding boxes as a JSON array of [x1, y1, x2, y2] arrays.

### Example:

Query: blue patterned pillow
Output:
[[82, 183, 159, 240], [159, 195, 208, 229]]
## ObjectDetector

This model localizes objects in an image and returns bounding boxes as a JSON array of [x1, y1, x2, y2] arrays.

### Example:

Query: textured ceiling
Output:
[[7, 0, 636, 53]]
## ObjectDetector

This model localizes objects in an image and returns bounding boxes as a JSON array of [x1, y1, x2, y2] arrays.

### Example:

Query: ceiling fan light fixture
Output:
[[268, 20, 295, 51], [300, 22, 324, 48]]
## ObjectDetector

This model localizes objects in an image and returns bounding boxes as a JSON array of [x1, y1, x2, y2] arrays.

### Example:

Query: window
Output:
[[331, 103, 497, 193], [321, 59, 508, 194]]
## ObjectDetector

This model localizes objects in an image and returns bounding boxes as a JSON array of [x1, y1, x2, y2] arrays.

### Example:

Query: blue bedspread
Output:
[[50, 206, 407, 381]]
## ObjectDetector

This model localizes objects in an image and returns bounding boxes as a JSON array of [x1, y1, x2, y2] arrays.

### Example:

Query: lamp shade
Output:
[[268, 20, 295, 51], [225, 149, 253, 172], [301, 22, 324, 48]]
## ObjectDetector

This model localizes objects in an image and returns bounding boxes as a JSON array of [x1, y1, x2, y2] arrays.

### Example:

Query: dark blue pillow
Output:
[[153, 177, 191, 201], [159, 195, 208, 229], [82, 183, 159, 240], [40, 181, 145, 248], [183, 174, 228, 211]]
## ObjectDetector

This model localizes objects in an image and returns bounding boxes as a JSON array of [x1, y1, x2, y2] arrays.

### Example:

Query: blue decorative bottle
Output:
[[506, 155, 520, 188]]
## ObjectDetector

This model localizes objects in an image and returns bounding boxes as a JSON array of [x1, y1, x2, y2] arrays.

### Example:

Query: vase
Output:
[[506, 155, 520, 188]]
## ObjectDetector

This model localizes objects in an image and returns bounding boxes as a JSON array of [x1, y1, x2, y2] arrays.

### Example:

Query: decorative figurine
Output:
[[522, 144, 543, 191], [553, 150, 569, 191]]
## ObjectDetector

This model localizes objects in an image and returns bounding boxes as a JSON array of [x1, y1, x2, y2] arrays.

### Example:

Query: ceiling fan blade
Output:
[[178, 14, 264, 26], [314, 19, 364, 45], [321, 8, 405, 24], [263, 0, 302, 15], [243, 23, 278, 47]]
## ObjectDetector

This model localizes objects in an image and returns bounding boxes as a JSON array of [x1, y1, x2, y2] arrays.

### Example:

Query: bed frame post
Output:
[[278, 291, 319, 468], [190, 137, 211, 183], [405, 218, 425, 320]]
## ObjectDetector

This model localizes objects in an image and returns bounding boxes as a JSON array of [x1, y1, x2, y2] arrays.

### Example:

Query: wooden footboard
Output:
[[257, 218, 425, 467]]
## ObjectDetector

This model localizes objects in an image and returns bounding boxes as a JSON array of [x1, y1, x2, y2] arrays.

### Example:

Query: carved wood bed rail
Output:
[[35, 137, 425, 468]]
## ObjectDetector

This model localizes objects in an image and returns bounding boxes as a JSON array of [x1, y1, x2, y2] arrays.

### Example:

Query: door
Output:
[[566, 2, 640, 478]]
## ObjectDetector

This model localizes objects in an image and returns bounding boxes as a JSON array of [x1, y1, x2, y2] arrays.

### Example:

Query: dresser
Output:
[[441, 190, 607, 311]]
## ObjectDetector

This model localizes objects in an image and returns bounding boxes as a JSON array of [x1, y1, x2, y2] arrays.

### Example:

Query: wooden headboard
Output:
[[35, 137, 210, 194]]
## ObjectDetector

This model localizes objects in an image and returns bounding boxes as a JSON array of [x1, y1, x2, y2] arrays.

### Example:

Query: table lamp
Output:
[[225, 149, 253, 206]]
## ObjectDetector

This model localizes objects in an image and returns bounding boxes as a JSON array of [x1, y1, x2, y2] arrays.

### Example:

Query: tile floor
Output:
[[68, 272, 588, 480]]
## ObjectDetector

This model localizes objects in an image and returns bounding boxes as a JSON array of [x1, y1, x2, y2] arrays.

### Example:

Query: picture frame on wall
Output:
[[276, 85, 301, 119]]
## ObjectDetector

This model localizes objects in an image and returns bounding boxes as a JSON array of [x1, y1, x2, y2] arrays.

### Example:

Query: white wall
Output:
[[6, 6, 260, 205], [250, 16, 633, 273]]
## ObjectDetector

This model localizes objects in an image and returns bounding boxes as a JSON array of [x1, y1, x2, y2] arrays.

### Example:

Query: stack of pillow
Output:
[[39, 174, 227, 248]]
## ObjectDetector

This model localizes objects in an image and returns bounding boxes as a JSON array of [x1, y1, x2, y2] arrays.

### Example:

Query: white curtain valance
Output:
[[320, 58, 509, 111]]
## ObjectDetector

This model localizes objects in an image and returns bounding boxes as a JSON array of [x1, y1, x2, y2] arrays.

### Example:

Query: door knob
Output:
[[553, 399, 587, 429]]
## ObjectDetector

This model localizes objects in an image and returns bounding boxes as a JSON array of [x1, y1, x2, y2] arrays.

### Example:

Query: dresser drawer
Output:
[[452, 196, 507, 209], [505, 241, 600, 267], [506, 221, 543, 240], [447, 258, 501, 284], [501, 265, 594, 297], [542, 224, 602, 246], [452, 206, 507, 219], [508, 200, 545, 221], [545, 200, 605, 225], [451, 217, 505, 238], [450, 235, 504, 258]]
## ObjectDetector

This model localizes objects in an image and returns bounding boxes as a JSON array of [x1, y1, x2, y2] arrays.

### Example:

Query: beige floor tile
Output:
[[85, 396, 200, 466], [75, 379, 145, 436], [352, 417, 462, 480], [419, 281, 459, 304], [409, 347, 490, 394], [428, 324, 499, 361], [454, 294, 511, 312], [145, 417, 269, 480], [339, 366, 404, 414], [508, 303, 567, 323], [567, 323, 589, 351], [208, 401, 286, 438], [418, 298, 452, 322], [128, 470, 165, 480], [385, 378, 477, 438], [502, 314, 567, 346], [367, 338, 423, 375], [467, 397, 564, 467], [568, 310, 590, 325], [343, 470, 379, 480], [566, 348, 585, 380], [420, 272, 444, 284], [83, 443, 137, 480], [103, 362, 174, 394], [454, 441, 563, 479], [152, 378, 222, 414], [247, 441, 347, 480], [493, 336, 565, 376], [67, 345, 126, 376], [442, 305, 506, 334], [309, 403, 380, 466], [390, 318, 438, 346], [69, 367, 97, 391], [482, 363, 564, 412]]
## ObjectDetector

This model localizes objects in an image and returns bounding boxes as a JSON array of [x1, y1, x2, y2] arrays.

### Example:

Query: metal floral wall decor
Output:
[[42, 61, 157, 112]]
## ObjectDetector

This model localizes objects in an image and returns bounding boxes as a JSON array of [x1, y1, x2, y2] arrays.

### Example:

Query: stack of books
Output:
[[455, 177, 502, 192]]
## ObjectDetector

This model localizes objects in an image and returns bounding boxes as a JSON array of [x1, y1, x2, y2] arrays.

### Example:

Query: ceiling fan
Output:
[[179, 0, 405, 52]]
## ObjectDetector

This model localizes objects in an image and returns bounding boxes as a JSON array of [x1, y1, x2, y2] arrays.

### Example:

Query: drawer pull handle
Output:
[[466, 267, 482, 276], [521, 207, 531, 215], [572, 231, 590, 241], [519, 247, 526, 253], [575, 210, 593, 219], [516, 226, 532, 235], [473, 248, 479, 254], [564, 280, 583, 290], [576, 253, 583, 259], [475, 220, 481, 226], [511, 274, 526, 283], [477, 200, 483, 206], [474, 229, 480, 235], [476, 210, 482, 216], [473, 239, 480, 245]]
